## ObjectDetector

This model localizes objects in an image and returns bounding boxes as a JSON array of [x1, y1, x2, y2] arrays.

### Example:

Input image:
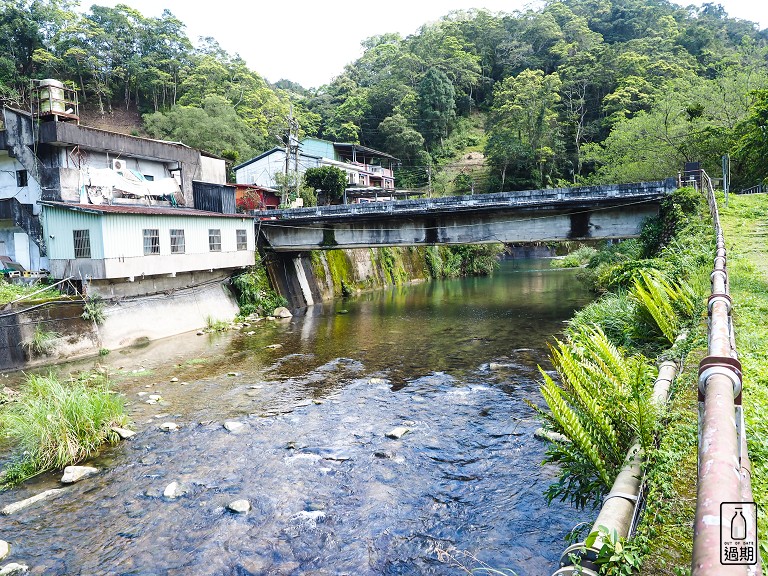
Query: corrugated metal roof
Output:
[[41, 201, 254, 219]]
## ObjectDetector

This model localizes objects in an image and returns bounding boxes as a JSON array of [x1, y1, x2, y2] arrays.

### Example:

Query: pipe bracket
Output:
[[602, 491, 639, 506], [710, 269, 727, 283], [707, 293, 732, 314], [698, 355, 743, 400]]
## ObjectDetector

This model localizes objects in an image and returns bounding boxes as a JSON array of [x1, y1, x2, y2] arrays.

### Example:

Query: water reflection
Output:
[[0, 260, 593, 575]]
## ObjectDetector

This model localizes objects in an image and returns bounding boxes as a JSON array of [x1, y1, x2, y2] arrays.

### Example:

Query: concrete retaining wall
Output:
[[0, 281, 239, 372]]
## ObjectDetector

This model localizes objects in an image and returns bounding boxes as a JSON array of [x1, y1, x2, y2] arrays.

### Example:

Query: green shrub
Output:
[[554, 246, 598, 268], [231, 264, 288, 316], [81, 295, 106, 324], [23, 324, 59, 358], [0, 372, 128, 487]]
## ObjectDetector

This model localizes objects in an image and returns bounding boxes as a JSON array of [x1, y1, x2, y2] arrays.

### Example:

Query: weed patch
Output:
[[0, 372, 128, 488]]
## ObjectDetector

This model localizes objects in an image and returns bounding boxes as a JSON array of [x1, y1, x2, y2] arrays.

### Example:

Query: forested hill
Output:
[[3, 0, 767, 191]]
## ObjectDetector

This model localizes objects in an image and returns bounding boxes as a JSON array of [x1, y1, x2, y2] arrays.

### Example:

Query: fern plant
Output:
[[537, 326, 656, 508], [630, 269, 695, 343]]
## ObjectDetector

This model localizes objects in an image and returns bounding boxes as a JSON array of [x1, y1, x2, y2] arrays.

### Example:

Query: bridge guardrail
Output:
[[253, 179, 676, 221]]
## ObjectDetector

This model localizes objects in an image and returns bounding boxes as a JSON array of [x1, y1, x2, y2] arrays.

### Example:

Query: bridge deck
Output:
[[254, 179, 676, 251], [253, 179, 675, 222]]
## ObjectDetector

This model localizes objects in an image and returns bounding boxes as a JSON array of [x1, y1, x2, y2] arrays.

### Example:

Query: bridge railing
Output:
[[253, 179, 676, 220], [691, 170, 761, 575]]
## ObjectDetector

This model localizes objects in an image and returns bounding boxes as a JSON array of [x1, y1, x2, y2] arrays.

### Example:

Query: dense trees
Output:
[[2, 0, 767, 188]]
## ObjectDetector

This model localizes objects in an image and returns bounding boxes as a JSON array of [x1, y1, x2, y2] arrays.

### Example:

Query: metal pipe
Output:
[[553, 361, 677, 575], [692, 171, 761, 575]]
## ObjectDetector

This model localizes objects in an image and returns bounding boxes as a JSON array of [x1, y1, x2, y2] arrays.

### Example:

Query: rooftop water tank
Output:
[[37, 79, 66, 114]]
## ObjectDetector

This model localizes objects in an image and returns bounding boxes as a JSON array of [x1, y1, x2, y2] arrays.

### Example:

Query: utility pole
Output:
[[281, 105, 300, 207]]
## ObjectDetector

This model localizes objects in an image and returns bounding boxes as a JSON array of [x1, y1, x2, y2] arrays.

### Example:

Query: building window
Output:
[[170, 229, 185, 254], [143, 229, 160, 255], [236, 229, 247, 251], [73, 230, 91, 259], [16, 170, 28, 187], [208, 229, 221, 252]]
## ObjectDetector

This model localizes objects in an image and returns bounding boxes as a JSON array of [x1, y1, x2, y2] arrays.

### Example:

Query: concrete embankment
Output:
[[2, 244, 510, 370], [0, 280, 238, 371]]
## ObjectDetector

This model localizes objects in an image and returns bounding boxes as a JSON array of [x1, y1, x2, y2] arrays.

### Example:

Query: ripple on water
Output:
[[0, 262, 593, 575]]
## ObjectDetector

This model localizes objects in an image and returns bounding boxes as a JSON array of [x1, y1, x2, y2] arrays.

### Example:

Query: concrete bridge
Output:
[[254, 179, 676, 251]]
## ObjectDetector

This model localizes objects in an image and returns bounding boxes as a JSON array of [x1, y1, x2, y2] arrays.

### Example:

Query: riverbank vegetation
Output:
[[536, 187, 713, 572], [0, 372, 128, 488], [231, 265, 288, 317], [0, 280, 61, 306]]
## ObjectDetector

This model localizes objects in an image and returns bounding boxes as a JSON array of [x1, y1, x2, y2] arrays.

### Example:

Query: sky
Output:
[[87, 0, 767, 89]]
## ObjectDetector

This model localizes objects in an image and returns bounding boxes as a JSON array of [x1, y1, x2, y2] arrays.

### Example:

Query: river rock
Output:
[[226, 499, 251, 514], [0, 541, 9, 561], [534, 428, 570, 443], [159, 422, 179, 432], [170, 377, 178, 382], [163, 481, 187, 499], [0, 564, 28, 575], [223, 421, 244, 432], [1, 488, 68, 515], [385, 426, 410, 440], [61, 466, 99, 484], [489, 362, 512, 370], [273, 307, 293, 319], [111, 427, 136, 439]]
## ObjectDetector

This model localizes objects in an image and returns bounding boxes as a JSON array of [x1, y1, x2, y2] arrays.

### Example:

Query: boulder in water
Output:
[[61, 466, 99, 484], [163, 481, 188, 499], [273, 307, 293, 319], [0, 564, 28, 575], [385, 426, 410, 440], [227, 499, 251, 514]]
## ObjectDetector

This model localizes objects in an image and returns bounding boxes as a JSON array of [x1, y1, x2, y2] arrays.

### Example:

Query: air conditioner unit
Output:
[[112, 159, 125, 171]]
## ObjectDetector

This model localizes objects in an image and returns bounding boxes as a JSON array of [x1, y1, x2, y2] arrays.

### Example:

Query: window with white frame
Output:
[[208, 229, 221, 252], [73, 230, 91, 259], [143, 229, 160, 255], [236, 229, 248, 251], [170, 229, 185, 254]]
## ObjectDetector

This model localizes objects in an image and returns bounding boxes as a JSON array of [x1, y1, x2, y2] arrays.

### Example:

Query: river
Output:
[[0, 259, 594, 576]]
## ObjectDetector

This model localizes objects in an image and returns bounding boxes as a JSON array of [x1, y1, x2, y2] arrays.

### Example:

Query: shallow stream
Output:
[[0, 259, 594, 575]]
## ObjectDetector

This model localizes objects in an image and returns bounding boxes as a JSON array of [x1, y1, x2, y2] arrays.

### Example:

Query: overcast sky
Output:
[[86, 0, 767, 88]]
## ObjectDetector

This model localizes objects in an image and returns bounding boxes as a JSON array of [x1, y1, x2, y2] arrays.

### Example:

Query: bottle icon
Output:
[[731, 507, 747, 540]]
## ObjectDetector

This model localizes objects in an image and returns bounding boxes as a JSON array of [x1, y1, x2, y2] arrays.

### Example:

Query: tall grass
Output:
[[23, 324, 59, 358], [0, 372, 128, 488]]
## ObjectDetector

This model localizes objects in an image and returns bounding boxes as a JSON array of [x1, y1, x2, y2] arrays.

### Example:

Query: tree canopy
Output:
[[2, 0, 767, 188]]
